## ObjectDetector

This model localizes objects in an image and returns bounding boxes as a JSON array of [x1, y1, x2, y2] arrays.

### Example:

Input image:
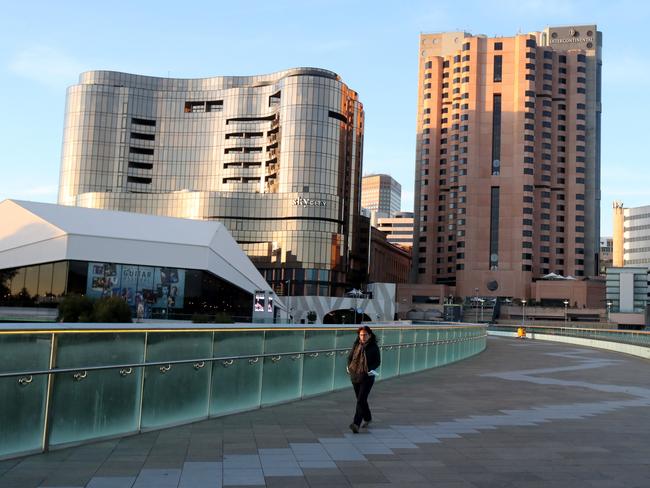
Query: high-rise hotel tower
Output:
[[58, 68, 365, 297], [412, 26, 602, 299]]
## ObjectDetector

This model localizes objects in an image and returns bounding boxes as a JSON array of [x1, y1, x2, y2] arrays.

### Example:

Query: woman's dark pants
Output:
[[352, 376, 375, 426]]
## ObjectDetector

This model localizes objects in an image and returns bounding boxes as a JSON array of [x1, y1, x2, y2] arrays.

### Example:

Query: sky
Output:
[[0, 0, 648, 236]]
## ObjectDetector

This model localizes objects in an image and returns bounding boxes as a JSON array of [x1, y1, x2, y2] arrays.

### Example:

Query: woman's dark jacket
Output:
[[347, 335, 381, 381]]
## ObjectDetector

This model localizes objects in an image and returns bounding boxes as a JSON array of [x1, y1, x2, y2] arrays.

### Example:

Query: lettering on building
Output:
[[550, 37, 594, 44], [292, 197, 326, 207]]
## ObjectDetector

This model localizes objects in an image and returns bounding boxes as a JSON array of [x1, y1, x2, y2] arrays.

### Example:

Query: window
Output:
[[129, 147, 154, 155], [127, 176, 152, 184], [494, 42, 503, 50], [128, 161, 153, 170], [493, 55, 502, 82], [526, 39, 536, 48], [132, 117, 156, 127]]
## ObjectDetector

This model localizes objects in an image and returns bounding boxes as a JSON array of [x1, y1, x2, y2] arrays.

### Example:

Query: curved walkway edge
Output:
[[1, 336, 649, 487]]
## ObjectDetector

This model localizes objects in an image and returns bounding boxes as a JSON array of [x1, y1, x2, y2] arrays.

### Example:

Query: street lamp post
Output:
[[479, 298, 485, 322], [563, 300, 569, 326], [285, 279, 292, 324], [474, 287, 479, 323], [522, 299, 527, 327], [607, 301, 612, 323]]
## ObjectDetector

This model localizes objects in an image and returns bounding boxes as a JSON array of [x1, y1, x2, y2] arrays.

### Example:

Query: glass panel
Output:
[[427, 328, 438, 368], [0, 334, 51, 458], [333, 328, 357, 389], [302, 329, 336, 397], [210, 330, 263, 416], [37, 263, 54, 298], [378, 329, 400, 379], [141, 332, 213, 429], [24, 266, 39, 297], [261, 330, 304, 405], [49, 332, 145, 446], [413, 328, 428, 371], [10, 267, 26, 295], [51, 261, 68, 297], [399, 329, 415, 374]]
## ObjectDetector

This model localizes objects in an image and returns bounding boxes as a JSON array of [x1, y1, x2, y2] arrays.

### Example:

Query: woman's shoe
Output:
[[349, 423, 359, 434], [361, 420, 371, 429]]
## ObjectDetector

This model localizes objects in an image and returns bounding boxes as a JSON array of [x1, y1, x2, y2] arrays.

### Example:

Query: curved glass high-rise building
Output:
[[58, 68, 365, 296]]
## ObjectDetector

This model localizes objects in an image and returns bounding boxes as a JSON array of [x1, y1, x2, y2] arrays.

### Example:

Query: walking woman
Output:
[[347, 325, 381, 433]]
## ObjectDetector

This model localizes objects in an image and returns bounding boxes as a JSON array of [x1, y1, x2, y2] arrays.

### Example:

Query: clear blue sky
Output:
[[0, 0, 647, 236]]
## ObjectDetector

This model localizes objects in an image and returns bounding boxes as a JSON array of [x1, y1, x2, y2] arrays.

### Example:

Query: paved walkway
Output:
[[1, 336, 650, 488]]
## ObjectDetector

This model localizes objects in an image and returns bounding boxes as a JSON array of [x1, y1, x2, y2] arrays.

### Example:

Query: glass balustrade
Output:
[[0, 324, 486, 459]]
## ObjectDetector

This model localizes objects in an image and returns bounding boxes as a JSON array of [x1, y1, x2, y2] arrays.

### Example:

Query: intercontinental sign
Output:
[[549, 27, 595, 47], [550, 36, 594, 44]]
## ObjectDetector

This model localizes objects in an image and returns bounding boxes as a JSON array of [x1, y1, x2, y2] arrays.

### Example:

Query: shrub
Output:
[[93, 297, 132, 323], [58, 294, 95, 322], [191, 313, 211, 323], [213, 312, 234, 324], [191, 312, 234, 324]]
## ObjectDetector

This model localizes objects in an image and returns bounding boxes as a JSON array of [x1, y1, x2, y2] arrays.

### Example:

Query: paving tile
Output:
[[222, 468, 265, 486], [178, 461, 222, 488], [86, 477, 137, 488], [131, 468, 181, 488]]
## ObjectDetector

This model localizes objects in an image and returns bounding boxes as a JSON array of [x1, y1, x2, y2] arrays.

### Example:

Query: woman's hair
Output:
[[357, 325, 373, 336]]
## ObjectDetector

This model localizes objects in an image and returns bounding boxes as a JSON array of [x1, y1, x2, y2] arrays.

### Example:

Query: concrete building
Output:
[[612, 202, 650, 268], [605, 267, 649, 328], [376, 211, 414, 250], [361, 174, 401, 219], [412, 25, 602, 300], [600, 236, 613, 275], [0, 200, 280, 322], [368, 227, 411, 284], [58, 68, 365, 297]]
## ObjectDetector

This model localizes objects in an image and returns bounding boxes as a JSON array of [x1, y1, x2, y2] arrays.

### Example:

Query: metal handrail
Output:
[[0, 335, 486, 379], [490, 324, 650, 335]]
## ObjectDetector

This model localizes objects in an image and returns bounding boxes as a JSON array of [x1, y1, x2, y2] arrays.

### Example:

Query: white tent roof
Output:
[[0, 200, 280, 304]]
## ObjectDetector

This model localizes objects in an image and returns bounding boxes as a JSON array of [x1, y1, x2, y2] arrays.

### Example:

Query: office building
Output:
[[361, 174, 401, 218], [612, 202, 650, 268], [58, 68, 364, 297], [412, 25, 602, 299], [376, 211, 414, 250], [605, 267, 649, 328]]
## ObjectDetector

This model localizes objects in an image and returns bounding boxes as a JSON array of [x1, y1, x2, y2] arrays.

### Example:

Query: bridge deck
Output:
[[1, 336, 649, 487]]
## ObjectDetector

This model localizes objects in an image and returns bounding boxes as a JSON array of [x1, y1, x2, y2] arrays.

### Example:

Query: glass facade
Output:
[[58, 68, 365, 296], [0, 261, 253, 321]]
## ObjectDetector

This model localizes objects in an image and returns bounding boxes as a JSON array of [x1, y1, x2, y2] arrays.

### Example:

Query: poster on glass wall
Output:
[[119, 265, 140, 306], [267, 296, 273, 313], [86, 262, 122, 299], [153, 267, 185, 309], [254, 291, 265, 312], [86, 263, 185, 309]]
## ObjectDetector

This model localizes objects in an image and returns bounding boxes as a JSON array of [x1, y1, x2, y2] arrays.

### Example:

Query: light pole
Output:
[[479, 298, 485, 322], [607, 301, 612, 323], [563, 300, 569, 326], [474, 287, 479, 323], [285, 279, 292, 324], [521, 299, 527, 327]]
